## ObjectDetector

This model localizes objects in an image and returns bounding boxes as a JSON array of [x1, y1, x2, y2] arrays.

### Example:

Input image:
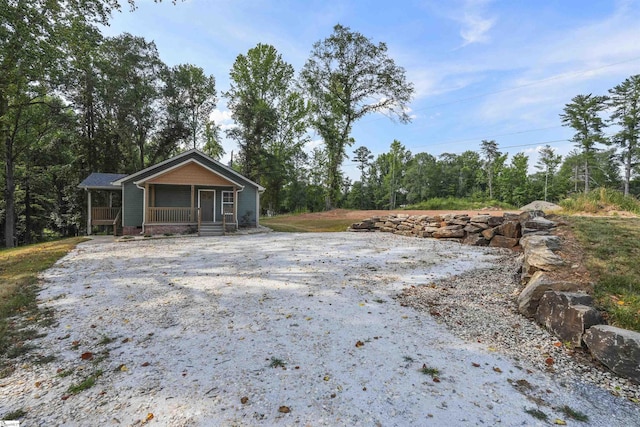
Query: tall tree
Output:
[[166, 64, 218, 152], [225, 43, 309, 212], [353, 146, 374, 183], [607, 75, 640, 196], [300, 24, 414, 209], [480, 140, 501, 199], [561, 93, 608, 193], [535, 145, 562, 201]]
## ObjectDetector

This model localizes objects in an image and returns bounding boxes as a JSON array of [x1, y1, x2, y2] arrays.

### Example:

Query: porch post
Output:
[[109, 191, 113, 208], [143, 183, 149, 229], [191, 185, 195, 221], [233, 186, 238, 227], [87, 190, 92, 236]]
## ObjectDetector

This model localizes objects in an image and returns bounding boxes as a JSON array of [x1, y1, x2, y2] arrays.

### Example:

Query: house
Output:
[[78, 149, 265, 236]]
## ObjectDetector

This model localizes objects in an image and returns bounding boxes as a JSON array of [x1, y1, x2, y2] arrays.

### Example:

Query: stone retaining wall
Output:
[[349, 211, 640, 384]]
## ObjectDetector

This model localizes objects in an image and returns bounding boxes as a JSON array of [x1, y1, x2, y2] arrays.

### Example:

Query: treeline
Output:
[[2, 1, 639, 248]]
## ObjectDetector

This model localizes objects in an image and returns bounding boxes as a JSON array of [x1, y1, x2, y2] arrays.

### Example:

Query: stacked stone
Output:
[[517, 216, 640, 384], [348, 211, 555, 249]]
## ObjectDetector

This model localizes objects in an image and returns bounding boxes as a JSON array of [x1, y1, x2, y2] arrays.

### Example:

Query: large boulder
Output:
[[497, 221, 521, 238], [535, 291, 603, 347], [489, 235, 519, 248], [470, 215, 491, 223], [518, 271, 592, 317], [520, 235, 564, 279], [433, 227, 464, 238], [463, 233, 489, 246], [583, 325, 640, 383], [523, 216, 557, 231]]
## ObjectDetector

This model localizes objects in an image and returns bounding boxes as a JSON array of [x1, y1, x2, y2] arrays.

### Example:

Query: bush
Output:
[[560, 188, 640, 214]]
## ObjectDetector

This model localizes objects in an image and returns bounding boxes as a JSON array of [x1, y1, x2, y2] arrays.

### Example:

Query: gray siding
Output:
[[123, 182, 143, 227], [238, 186, 257, 226], [156, 185, 190, 207]]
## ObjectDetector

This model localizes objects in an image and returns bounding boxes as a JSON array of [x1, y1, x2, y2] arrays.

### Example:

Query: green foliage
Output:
[[560, 188, 640, 214], [559, 405, 589, 422], [405, 198, 515, 211], [569, 215, 640, 331], [524, 408, 548, 421], [67, 370, 103, 395], [2, 408, 27, 420]]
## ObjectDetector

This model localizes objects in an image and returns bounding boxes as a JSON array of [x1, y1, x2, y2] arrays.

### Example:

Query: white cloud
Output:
[[454, 0, 496, 47], [209, 109, 236, 131]]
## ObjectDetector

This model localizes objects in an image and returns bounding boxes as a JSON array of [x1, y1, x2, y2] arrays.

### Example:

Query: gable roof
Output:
[[113, 149, 265, 191], [78, 173, 128, 190]]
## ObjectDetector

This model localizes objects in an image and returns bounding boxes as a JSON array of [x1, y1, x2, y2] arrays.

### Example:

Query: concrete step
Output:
[[199, 224, 224, 236]]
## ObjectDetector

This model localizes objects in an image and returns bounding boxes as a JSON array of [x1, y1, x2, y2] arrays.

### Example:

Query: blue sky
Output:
[[103, 0, 640, 179]]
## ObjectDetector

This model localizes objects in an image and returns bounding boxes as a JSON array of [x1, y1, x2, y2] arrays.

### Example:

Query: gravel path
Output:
[[1, 233, 638, 426]]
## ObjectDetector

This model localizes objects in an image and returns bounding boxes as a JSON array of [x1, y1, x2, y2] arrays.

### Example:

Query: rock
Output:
[[521, 235, 564, 279], [523, 216, 557, 231], [520, 235, 561, 252], [503, 212, 520, 222], [487, 216, 504, 227], [380, 227, 396, 233], [481, 228, 497, 240], [350, 222, 373, 230], [463, 224, 483, 233], [497, 221, 521, 238], [583, 325, 640, 383], [463, 233, 489, 246], [423, 226, 440, 233], [449, 219, 469, 226], [489, 235, 519, 248], [433, 228, 465, 238], [535, 291, 603, 347], [470, 215, 491, 223], [518, 271, 591, 317], [519, 210, 546, 222]]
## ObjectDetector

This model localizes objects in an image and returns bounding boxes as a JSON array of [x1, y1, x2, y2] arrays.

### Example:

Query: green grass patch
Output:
[[560, 188, 640, 214], [0, 238, 88, 367], [419, 365, 440, 377], [569, 216, 640, 331], [559, 405, 589, 422], [2, 408, 26, 420], [405, 197, 515, 211], [269, 357, 286, 368], [524, 408, 548, 421], [67, 369, 103, 395], [261, 215, 354, 232]]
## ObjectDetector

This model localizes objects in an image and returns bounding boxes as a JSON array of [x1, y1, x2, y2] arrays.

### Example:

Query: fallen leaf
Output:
[[61, 395, 70, 401], [487, 347, 496, 352], [119, 364, 128, 372], [554, 419, 567, 425], [355, 340, 364, 348], [122, 338, 131, 343], [545, 357, 554, 366], [323, 375, 330, 381], [433, 377, 441, 383], [553, 342, 562, 348], [90, 324, 97, 328], [141, 362, 151, 367], [241, 396, 249, 404], [617, 300, 625, 305], [471, 362, 480, 368], [35, 381, 42, 388], [278, 405, 291, 413], [80, 352, 93, 361], [493, 367, 502, 373]]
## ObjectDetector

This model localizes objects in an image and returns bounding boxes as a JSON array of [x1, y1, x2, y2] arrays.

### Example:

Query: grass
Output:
[[419, 365, 440, 377], [261, 215, 354, 232], [569, 216, 640, 331], [405, 197, 515, 211], [0, 238, 88, 365], [524, 408, 548, 421], [269, 357, 286, 368], [560, 188, 640, 215], [559, 405, 589, 422], [2, 408, 26, 420], [67, 369, 103, 395]]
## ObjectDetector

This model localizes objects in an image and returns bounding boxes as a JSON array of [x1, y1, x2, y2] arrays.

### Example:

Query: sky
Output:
[[103, 0, 640, 179]]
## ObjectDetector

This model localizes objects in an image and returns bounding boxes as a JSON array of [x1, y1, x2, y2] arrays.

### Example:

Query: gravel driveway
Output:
[[1, 232, 638, 426]]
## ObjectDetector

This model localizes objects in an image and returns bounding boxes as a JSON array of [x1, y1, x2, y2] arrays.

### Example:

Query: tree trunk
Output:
[[584, 157, 590, 193], [1, 94, 15, 248]]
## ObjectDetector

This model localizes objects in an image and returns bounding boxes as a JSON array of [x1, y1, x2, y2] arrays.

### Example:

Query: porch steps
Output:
[[199, 223, 224, 237]]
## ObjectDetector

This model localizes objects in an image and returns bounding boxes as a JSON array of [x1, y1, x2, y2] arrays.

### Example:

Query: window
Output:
[[221, 191, 234, 214]]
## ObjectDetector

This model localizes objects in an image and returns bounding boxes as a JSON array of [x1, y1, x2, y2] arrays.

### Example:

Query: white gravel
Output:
[[1, 232, 638, 426]]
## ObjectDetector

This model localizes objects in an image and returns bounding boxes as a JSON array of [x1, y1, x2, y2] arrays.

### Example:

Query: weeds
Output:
[[419, 365, 440, 377], [67, 369, 103, 395], [2, 408, 26, 420], [57, 368, 74, 378], [98, 335, 115, 345], [524, 408, 548, 421], [269, 357, 286, 368], [559, 405, 589, 422]]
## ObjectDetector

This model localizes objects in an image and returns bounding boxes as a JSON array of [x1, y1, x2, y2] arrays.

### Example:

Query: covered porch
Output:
[[78, 173, 127, 236]]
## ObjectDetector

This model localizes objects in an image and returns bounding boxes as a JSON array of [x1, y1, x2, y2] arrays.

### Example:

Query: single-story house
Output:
[[78, 149, 265, 236]]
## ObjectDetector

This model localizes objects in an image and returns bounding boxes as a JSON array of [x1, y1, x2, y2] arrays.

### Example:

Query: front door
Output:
[[199, 190, 215, 222]]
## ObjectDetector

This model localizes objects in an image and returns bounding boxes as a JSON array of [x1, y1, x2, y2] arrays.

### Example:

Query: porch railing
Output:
[[147, 207, 197, 223], [91, 207, 120, 224]]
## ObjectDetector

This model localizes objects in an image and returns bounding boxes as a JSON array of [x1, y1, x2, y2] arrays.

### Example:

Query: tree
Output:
[[353, 146, 373, 183], [561, 94, 608, 193], [225, 43, 309, 212], [300, 24, 414, 209], [607, 75, 640, 196], [535, 145, 562, 201], [480, 140, 501, 199], [404, 152, 438, 203]]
